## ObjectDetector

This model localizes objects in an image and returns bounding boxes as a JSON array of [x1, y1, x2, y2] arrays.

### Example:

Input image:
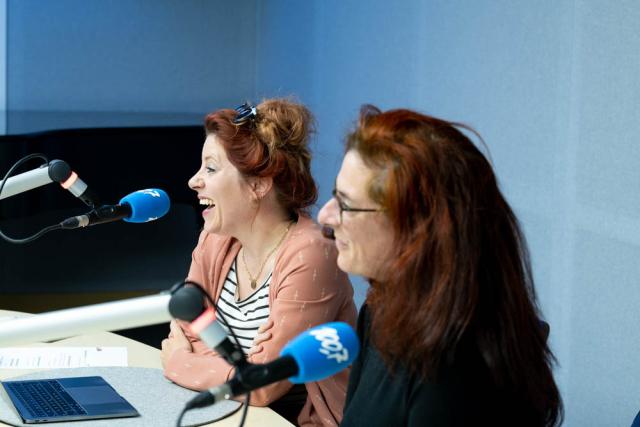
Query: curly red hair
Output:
[[204, 98, 317, 217]]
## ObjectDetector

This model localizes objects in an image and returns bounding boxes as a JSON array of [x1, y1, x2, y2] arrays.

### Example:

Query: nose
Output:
[[188, 171, 203, 190], [318, 197, 340, 227]]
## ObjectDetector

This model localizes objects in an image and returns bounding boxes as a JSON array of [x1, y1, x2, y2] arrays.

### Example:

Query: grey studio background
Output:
[[0, 1, 638, 426]]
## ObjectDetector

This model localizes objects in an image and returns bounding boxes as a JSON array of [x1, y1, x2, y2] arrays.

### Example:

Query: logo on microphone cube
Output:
[[139, 189, 161, 198], [310, 326, 349, 364]]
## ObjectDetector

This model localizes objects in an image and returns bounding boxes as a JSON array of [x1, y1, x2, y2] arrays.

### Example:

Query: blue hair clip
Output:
[[232, 102, 258, 125]]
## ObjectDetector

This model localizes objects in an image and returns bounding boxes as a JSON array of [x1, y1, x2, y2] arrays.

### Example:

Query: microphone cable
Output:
[[174, 281, 251, 427], [0, 153, 64, 244]]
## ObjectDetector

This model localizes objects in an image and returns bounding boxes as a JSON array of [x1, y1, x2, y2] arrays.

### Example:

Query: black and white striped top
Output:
[[216, 257, 271, 354]]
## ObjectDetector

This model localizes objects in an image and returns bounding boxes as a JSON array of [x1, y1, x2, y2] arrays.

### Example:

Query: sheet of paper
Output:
[[0, 347, 128, 369]]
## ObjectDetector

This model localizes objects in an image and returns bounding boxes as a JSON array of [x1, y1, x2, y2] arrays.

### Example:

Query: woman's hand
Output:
[[160, 320, 193, 368], [247, 319, 274, 357]]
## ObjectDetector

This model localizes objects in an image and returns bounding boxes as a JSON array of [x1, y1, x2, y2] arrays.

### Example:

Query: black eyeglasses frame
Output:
[[331, 188, 383, 224]]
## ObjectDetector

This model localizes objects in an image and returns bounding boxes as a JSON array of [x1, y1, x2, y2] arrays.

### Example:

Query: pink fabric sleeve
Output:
[[163, 232, 237, 390]]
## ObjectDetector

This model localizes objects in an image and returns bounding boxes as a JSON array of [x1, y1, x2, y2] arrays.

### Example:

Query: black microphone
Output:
[[321, 226, 335, 240], [60, 188, 170, 229], [168, 285, 247, 369], [60, 204, 131, 229]]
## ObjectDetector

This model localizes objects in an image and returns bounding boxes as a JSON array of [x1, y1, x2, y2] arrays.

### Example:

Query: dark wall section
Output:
[[0, 125, 206, 347]]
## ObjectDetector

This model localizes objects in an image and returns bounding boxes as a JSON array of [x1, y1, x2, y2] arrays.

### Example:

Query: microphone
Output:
[[168, 285, 247, 368], [60, 188, 170, 229], [321, 226, 335, 240], [185, 322, 359, 409], [0, 283, 219, 347], [0, 159, 99, 206]]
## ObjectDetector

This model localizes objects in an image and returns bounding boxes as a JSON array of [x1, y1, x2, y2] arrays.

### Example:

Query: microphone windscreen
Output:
[[321, 226, 335, 240], [168, 285, 206, 322], [280, 322, 359, 384], [120, 189, 170, 223]]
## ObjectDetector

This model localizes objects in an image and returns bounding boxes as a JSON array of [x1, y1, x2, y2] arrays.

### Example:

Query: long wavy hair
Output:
[[347, 105, 562, 426]]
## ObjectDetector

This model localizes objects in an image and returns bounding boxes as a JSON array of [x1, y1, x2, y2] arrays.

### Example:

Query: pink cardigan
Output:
[[164, 216, 357, 426]]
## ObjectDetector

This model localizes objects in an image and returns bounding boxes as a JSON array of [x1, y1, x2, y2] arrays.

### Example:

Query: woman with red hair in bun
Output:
[[161, 99, 356, 426]]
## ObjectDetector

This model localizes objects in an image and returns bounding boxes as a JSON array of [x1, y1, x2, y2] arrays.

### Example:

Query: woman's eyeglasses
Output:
[[232, 102, 258, 125], [331, 188, 383, 224]]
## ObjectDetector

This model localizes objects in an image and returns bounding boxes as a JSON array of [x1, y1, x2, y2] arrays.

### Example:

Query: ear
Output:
[[248, 176, 274, 201]]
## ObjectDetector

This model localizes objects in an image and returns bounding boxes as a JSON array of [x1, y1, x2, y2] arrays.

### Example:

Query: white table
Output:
[[0, 310, 292, 427]]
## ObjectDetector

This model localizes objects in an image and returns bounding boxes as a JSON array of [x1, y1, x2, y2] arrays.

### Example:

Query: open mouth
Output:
[[199, 198, 215, 212]]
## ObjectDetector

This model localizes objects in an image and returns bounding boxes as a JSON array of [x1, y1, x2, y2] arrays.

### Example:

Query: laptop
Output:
[[1, 376, 139, 424]]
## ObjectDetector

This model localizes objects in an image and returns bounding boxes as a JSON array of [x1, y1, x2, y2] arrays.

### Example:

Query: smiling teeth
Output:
[[199, 199, 214, 206]]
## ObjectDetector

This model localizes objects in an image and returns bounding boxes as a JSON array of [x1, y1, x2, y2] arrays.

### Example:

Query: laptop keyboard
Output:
[[5, 380, 88, 418]]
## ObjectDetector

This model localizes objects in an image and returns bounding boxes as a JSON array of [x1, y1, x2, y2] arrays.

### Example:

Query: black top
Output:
[[341, 305, 542, 427]]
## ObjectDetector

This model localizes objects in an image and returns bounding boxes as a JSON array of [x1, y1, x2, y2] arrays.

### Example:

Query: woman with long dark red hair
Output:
[[160, 99, 356, 426], [318, 105, 563, 426]]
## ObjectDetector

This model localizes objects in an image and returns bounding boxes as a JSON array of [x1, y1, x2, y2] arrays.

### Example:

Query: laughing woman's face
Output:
[[188, 135, 253, 236]]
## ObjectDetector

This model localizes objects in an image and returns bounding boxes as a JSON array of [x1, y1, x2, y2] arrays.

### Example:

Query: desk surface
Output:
[[0, 310, 292, 427]]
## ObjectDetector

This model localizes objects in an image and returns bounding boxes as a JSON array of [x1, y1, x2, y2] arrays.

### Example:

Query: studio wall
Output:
[[255, 1, 640, 426]]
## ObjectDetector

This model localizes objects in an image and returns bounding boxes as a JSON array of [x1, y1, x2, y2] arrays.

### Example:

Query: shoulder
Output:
[[277, 216, 337, 266], [191, 230, 236, 267], [272, 216, 350, 295], [194, 230, 233, 252]]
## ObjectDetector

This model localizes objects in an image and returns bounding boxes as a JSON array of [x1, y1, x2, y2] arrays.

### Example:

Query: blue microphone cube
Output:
[[280, 321, 359, 384], [119, 189, 170, 223]]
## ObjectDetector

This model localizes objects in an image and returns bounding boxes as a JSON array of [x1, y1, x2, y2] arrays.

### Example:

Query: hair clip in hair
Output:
[[232, 102, 258, 125]]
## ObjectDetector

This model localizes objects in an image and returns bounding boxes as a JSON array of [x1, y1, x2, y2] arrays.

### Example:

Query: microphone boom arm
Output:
[[0, 159, 97, 206], [0, 163, 55, 200], [0, 293, 172, 347]]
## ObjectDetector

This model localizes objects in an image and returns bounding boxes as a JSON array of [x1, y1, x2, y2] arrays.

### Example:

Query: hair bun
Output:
[[204, 97, 318, 215], [255, 98, 315, 153]]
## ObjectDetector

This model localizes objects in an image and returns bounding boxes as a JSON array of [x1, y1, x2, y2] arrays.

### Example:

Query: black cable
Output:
[[174, 400, 243, 427], [0, 417, 22, 426], [0, 153, 64, 244], [238, 391, 250, 427], [175, 407, 188, 427], [0, 223, 63, 244]]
